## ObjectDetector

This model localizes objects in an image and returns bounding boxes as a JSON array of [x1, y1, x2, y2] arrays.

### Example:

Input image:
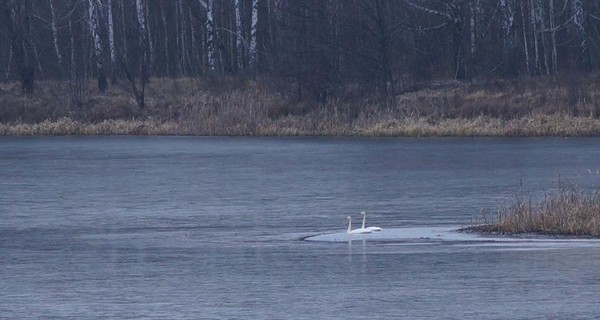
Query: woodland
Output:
[[1, 0, 600, 136]]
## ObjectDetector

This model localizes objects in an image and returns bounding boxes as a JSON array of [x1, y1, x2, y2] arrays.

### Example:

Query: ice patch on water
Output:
[[303, 226, 600, 250], [304, 226, 473, 242]]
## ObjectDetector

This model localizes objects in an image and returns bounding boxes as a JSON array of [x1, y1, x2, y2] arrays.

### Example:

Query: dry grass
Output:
[[2, 75, 600, 136], [467, 187, 600, 237], [0, 117, 181, 135]]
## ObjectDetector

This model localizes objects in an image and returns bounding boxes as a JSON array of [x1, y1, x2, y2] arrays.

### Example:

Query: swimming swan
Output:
[[347, 216, 371, 234], [360, 211, 382, 232]]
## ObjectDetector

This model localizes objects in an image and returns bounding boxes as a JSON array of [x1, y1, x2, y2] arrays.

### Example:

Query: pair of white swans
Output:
[[346, 211, 382, 234]]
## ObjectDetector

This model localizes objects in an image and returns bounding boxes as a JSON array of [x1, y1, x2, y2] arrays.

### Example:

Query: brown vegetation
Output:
[[2, 75, 600, 136], [466, 187, 600, 237]]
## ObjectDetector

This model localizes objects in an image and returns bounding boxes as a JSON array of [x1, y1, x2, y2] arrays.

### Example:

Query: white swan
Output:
[[346, 216, 371, 234], [361, 211, 382, 232]]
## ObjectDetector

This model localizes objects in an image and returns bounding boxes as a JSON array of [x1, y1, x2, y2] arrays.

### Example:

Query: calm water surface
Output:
[[2, 137, 600, 319]]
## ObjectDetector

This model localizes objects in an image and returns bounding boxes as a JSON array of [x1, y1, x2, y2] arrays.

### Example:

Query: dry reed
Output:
[[3, 75, 600, 136], [468, 187, 600, 237]]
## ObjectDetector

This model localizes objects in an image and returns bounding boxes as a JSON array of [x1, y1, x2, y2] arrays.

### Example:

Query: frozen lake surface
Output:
[[2, 136, 600, 319]]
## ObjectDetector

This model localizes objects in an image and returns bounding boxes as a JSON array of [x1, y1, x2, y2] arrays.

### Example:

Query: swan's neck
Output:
[[347, 218, 352, 233], [361, 214, 366, 229]]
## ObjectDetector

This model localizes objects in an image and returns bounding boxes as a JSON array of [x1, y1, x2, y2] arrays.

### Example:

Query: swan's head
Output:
[[360, 211, 366, 215], [346, 216, 351, 220]]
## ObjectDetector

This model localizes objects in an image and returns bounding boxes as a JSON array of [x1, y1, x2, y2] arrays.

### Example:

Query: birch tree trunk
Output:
[[136, 0, 149, 82], [136, 0, 148, 58], [49, 0, 62, 69], [549, 0, 558, 74], [181, 2, 191, 74], [499, 0, 514, 51], [572, 0, 589, 68], [234, 0, 243, 71], [520, 0, 531, 75], [535, 0, 550, 75], [448, 1, 466, 80], [176, 0, 185, 74], [189, 10, 200, 75], [26, 1, 43, 76], [119, 0, 127, 62], [88, 0, 106, 92], [69, 17, 75, 82], [469, 0, 479, 56], [159, 1, 171, 76], [107, 0, 117, 83], [528, 0, 540, 73], [144, 2, 155, 71], [249, 0, 259, 70], [499, 0, 515, 75], [198, 0, 216, 71]]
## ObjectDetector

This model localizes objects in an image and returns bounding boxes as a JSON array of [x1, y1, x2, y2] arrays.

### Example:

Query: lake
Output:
[[2, 136, 600, 319]]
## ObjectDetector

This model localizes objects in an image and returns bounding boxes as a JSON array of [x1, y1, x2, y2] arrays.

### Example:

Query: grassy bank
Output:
[[465, 187, 600, 238], [4, 114, 600, 136], [2, 75, 600, 136]]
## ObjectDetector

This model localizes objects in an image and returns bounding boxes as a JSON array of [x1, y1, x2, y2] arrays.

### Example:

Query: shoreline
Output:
[[458, 226, 600, 240], [3, 76, 600, 137], [3, 114, 600, 137]]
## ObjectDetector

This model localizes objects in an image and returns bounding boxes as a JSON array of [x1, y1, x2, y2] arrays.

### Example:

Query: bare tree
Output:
[[88, 0, 107, 92], [107, 0, 117, 83], [249, 0, 259, 71], [4, 0, 36, 92], [49, 0, 63, 69], [520, 0, 531, 74], [549, 0, 558, 74], [234, 0, 244, 71], [198, 0, 216, 71], [404, 0, 468, 80], [572, 0, 589, 68]]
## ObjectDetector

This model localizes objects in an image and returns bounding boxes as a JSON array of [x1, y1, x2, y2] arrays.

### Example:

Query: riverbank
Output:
[[464, 187, 600, 238], [3, 114, 600, 136], [2, 76, 600, 136]]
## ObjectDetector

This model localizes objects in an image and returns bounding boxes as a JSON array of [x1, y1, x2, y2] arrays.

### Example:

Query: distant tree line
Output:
[[1, 0, 599, 100]]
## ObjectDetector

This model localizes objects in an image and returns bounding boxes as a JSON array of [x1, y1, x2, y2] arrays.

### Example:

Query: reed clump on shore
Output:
[[467, 187, 600, 237], [2, 75, 600, 136]]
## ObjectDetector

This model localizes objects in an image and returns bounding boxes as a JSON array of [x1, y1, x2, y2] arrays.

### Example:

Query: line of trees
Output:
[[1, 0, 600, 100]]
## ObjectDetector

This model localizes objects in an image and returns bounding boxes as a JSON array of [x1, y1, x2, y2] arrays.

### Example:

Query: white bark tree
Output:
[[144, 1, 155, 69], [135, 0, 150, 83], [234, 0, 244, 71], [49, 0, 62, 67], [198, 0, 216, 71], [535, 0, 549, 75], [572, 0, 588, 67], [519, 0, 531, 74], [119, 0, 127, 61], [159, 1, 171, 76], [107, 0, 117, 82], [87, 0, 106, 92], [69, 16, 75, 82], [499, 0, 517, 75], [469, 0, 481, 56], [249, 0, 259, 70], [136, 0, 148, 55], [528, 0, 541, 72], [177, 0, 186, 74], [549, 0, 558, 74], [499, 0, 514, 50]]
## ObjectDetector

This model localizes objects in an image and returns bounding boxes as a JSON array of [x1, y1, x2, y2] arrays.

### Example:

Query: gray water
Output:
[[2, 137, 600, 319]]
